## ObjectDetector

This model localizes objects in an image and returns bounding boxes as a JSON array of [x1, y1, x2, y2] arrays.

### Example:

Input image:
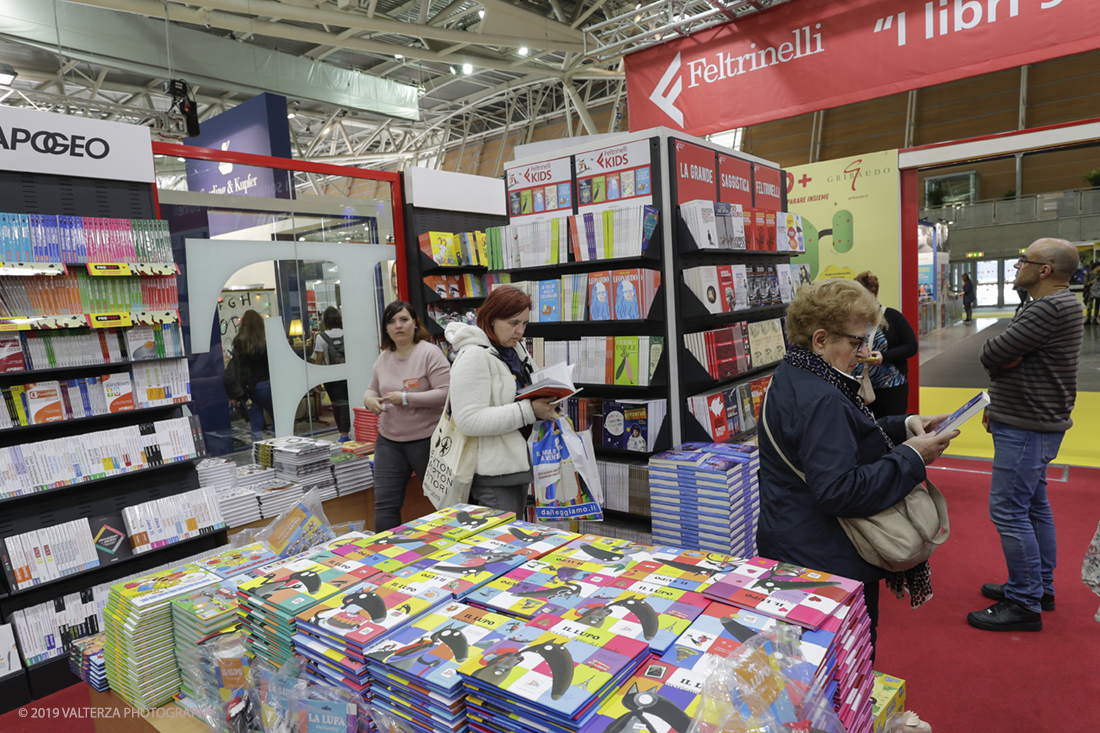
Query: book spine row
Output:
[[527, 335, 664, 387], [1, 517, 100, 590], [0, 414, 206, 500], [683, 316, 787, 381], [687, 373, 773, 442], [121, 486, 226, 554], [130, 358, 191, 409], [0, 273, 179, 318], [507, 268, 660, 324], [0, 213, 172, 264], [9, 540, 230, 668]]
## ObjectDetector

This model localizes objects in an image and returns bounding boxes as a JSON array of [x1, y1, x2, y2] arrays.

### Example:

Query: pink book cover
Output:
[[703, 556, 862, 630]]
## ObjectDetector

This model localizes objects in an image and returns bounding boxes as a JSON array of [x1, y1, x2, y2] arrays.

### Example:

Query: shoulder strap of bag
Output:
[[761, 379, 806, 481]]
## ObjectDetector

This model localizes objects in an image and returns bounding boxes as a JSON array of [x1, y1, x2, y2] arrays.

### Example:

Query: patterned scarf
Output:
[[784, 345, 933, 608]]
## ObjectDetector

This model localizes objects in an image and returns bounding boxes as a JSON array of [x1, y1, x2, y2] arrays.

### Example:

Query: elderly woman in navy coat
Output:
[[758, 279, 958, 654]]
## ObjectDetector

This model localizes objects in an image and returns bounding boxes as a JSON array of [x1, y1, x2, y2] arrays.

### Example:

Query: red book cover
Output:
[[714, 327, 737, 380], [606, 336, 616, 384], [717, 265, 735, 313], [704, 330, 717, 379], [0, 336, 25, 373], [707, 393, 730, 441], [752, 209, 766, 251], [569, 215, 583, 261], [763, 211, 777, 251], [743, 208, 754, 251], [751, 375, 772, 423]]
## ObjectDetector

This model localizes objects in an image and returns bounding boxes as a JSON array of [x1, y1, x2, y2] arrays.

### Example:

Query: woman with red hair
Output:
[[442, 285, 558, 517]]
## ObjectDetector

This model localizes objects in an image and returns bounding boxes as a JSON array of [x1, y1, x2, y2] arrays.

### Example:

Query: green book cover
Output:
[[648, 336, 664, 383], [550, 219, 560, 265], [613, 336, 640, 386]]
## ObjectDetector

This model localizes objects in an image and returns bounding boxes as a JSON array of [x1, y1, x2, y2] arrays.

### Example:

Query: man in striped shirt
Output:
[[968, 238, 1083, 633]]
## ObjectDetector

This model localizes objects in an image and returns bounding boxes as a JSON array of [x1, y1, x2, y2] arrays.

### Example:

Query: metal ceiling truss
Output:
[[0, 0, 791, 190]]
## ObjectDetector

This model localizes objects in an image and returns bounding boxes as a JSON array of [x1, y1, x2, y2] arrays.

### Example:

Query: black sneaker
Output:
[[967, 600, 1042, 632], [981, 582, 1054, 611]]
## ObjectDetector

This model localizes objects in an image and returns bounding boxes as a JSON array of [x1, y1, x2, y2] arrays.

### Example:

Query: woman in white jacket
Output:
[[444, 286, 558, 518]]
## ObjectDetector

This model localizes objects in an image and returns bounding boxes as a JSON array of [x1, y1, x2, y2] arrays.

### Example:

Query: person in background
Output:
[[851, 271, 919, 418], [971, 238, 1083, 632], [961, 272, 976, 323], [363, 301, 451, 531], [312, 306, 351, 442], [1084, 262, 1100, 325], [232, 309, 272, 442], [757, 279, 957, 657], [443, 286, 558, 519]]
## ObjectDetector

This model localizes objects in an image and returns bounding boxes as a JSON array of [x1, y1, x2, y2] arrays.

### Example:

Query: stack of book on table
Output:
[[648, 441, 761, 555], [330, 452, 374, 497], [103, 564, 219, 708], [69, 633, 108, 692], [170, 586, 240, 702], [702, 556, 874, 732]]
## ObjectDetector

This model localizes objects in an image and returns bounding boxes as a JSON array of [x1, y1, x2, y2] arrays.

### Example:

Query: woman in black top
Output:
[[853, 271, 919, 418], [232, 309, 273, 442]]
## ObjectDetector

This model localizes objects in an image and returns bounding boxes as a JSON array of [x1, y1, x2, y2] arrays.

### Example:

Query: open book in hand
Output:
[[934, 390, 990, 434], [515, 360, 582, 404]]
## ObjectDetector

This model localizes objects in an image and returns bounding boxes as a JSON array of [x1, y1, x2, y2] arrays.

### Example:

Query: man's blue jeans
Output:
[[989, 421, 1063, 612]]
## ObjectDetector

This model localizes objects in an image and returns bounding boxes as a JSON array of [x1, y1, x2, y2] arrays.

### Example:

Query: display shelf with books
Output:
[[0, 110, 229, 711]]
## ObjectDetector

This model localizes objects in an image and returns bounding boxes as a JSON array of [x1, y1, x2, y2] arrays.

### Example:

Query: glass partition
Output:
[[155, 146, 401, 458]]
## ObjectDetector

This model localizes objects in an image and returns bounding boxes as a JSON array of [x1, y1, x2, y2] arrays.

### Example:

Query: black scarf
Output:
[[783, 345, 933, 608]]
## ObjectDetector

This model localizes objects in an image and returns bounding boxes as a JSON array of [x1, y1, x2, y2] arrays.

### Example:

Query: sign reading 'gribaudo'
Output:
[[0, 105, 154, 183]]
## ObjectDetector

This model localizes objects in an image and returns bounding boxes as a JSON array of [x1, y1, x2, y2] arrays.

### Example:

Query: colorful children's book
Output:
[[703, 557, 862, 630], [295, 578, 450, 651], [609, 547, 744, 594], [399, 503, 515, 541], [527, 583, 710, 654], [456, 521, 580, 559], [539, 279, 561, 322], [389, 546, 529, 598], [457, 619, 650, 728], [613, 336, 640, 386], [196, 543, 280, 580], [462, 557, 617, 618], [331, 531, 457, 573]]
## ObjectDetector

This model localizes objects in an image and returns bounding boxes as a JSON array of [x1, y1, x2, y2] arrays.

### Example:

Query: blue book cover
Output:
[[636, 167, 651, 195], [539, 279, 561, 322], [558, 183, 572, 209], [17, 215, 31, 262], [75, 218, 87, 261]]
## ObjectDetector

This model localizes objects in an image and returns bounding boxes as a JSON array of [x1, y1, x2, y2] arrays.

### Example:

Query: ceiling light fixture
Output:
[[462, 63, 473, 74], [287, 111, 296, 119], [394, 53, 403, 60], [0, 63, 18, 86], [176, 157, 185, 162], [478, 9, 485, 18], [518, 47, 528, 56], [449, 66, 457, 74]]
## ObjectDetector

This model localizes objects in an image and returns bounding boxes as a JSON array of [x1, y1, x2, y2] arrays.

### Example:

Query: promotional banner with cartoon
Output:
[[785, 150, 901, 310]]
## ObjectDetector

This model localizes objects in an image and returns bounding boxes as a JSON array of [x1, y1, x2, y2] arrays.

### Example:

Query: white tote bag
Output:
[[421, 393, 479, 510]]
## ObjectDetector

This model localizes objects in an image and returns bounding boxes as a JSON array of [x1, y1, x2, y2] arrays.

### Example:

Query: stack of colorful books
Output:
[[457, 618, 651, 732], [364, 602, 511, 733], [103, 564, 219, 708], [400, 503, 515, 541], [702, 556, 872, 730], [455, 519, 580, 559], [234, 557, 352, 667], [69, 633, 108, 692], [170, 586, 240, 701], [330, 452, 374, 497], [648, 441, 761, 555]]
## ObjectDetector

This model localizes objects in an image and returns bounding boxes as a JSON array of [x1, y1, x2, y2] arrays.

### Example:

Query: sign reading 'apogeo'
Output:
[[0, 105, 154, 183]]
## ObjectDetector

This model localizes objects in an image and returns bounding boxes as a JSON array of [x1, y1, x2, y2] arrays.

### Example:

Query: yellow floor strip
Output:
[[919, 386, 1100, 468]]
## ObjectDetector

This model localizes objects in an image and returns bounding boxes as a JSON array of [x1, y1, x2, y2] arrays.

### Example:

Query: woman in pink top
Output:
[[363, 301, 451, 530]]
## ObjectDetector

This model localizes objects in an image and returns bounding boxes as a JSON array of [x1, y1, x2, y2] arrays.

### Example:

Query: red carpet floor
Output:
[[0, 680, 94, 733], [876, 457, 1100, 731]]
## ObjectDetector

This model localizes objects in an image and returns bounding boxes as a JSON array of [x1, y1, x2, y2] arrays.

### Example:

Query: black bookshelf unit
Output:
[[0, 165, 222, 713]]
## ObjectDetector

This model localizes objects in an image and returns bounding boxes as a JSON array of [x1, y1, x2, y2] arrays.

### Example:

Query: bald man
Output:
[[969, 238, 1083, 632]]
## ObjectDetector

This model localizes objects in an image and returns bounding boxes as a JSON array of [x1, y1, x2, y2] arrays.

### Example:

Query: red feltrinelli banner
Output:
[[625, 0, 1097, 137]]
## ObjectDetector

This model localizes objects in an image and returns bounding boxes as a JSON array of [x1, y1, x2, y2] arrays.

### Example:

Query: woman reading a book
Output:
[[364, 301, 451, 531], [757, 279, 957, 656], [444, 286, 559, 518]]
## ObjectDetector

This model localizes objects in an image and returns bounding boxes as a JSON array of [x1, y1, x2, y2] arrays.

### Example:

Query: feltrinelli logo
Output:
[[649, 52, 685, 127]]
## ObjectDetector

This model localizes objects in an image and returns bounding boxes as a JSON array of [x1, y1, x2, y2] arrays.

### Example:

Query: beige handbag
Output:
[[762, 384, 950, 572], [421, 393, 479, 510], [856, 372, 876, 405]]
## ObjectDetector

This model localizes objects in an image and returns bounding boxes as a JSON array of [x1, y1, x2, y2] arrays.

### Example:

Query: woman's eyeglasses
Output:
[[830, 331, 870, 350]]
